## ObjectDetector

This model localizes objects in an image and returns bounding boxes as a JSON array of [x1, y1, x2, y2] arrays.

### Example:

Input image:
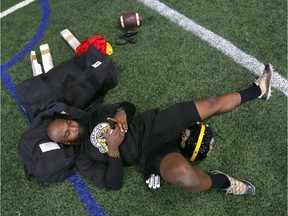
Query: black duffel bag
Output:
[[16, 45, 117, 121]]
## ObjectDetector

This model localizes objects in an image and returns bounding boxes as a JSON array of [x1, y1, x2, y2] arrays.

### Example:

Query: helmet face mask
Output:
[[179, 122, 215, 162]]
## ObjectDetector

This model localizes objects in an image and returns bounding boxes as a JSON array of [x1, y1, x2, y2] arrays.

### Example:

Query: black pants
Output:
[[144, 101, 201, 177]]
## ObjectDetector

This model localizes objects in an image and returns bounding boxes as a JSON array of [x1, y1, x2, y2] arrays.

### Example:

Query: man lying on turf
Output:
[[47, 64, 273, 196]]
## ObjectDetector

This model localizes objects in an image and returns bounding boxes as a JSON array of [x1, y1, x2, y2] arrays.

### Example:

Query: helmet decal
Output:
[[180, 128, 190, 148], [206, 137, 215, 157]]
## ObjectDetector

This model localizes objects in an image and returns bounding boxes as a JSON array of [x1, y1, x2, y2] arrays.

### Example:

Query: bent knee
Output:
[[174, 165, 201, 188], [162, 160, 201, 188]]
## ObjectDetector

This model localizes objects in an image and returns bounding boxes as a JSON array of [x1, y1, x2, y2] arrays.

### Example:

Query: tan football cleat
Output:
[[254, 63, 273, 100], [211, 170, 256, 196]]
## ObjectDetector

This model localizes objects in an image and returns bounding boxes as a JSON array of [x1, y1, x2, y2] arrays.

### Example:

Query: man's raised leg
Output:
[[194, 64, 273, 120]]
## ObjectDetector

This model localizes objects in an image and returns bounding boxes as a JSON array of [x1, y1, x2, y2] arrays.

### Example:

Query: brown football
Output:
[[119, 12, 143, 29]]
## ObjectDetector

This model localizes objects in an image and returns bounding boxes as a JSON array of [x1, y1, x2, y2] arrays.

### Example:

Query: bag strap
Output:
[[24, 165, 32, 181]]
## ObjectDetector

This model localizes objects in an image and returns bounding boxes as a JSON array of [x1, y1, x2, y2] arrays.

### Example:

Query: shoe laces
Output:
[[225, 178, 247, 195]]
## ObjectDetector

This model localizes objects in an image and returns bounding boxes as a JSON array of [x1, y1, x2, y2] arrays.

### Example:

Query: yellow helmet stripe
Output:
[[190, 124, 206, 161]]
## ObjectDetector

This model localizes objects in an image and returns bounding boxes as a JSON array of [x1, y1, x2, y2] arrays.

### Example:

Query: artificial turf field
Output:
[[1, 0, 287, 215]]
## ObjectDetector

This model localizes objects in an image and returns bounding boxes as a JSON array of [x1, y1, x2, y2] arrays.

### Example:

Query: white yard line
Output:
[[138, 0, 288, 96], [0, 0, 36, 19]]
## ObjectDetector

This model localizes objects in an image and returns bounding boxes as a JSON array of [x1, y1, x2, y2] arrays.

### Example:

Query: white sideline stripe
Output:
[[138, 0, 288, 97], [0, 0, 36, 19]]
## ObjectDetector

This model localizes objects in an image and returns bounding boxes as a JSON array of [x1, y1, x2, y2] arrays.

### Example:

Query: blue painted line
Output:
[[68, 173, 107, 216], [0, 66, 32, 123], [0, 1, 106, 215], [2, 1, 49, 70]]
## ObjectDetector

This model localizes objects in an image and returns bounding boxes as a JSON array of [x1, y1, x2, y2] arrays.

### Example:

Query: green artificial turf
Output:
[[1, 0, 287, 215]]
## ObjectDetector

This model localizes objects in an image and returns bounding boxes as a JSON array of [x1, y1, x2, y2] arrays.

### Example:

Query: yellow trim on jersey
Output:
[[190, 124, 206, 161]]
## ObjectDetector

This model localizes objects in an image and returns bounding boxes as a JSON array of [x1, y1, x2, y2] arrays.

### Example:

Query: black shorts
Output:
[[144, 101, 201, 177]]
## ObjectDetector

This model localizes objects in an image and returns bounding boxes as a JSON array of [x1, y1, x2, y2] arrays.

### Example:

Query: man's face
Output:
[[47, 119, 86, 144]]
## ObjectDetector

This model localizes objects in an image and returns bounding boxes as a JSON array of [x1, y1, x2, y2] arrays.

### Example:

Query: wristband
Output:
[[108, 150, 120, 158]]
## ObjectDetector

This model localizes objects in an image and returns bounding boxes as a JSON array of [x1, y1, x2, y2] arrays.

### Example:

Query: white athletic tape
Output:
[[146, 174, 161, 189], [40, 44, 54, 73], [30, 51, 43, 76], [60, 29, 81, 52]]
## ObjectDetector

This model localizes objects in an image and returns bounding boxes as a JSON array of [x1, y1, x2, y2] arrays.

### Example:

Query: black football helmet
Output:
[[179, 122, 215, 162]]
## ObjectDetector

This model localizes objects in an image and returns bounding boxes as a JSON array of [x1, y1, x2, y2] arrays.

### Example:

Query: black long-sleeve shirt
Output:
[[75, 102, 158, 190]]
